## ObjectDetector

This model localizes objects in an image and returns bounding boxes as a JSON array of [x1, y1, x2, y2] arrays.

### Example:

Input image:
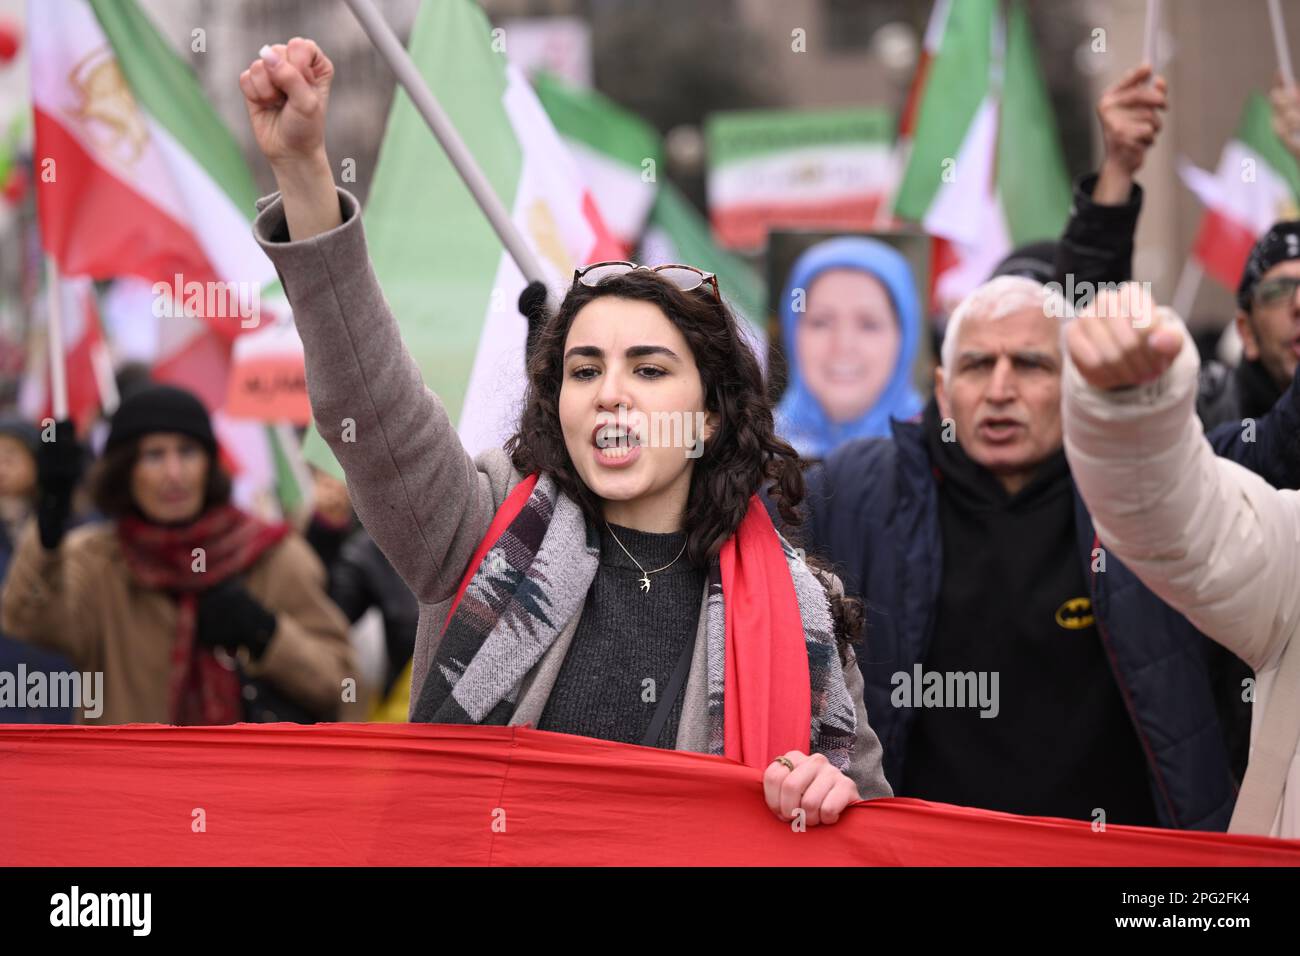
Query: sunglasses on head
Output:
[[574, 260, 720, 300]]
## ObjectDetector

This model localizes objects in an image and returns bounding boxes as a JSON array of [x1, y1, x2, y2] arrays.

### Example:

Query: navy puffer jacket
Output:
[[789, 420, 1243, 831]]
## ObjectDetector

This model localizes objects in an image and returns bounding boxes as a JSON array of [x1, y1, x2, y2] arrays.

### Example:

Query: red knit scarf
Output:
[[116, 505, 289, 725]]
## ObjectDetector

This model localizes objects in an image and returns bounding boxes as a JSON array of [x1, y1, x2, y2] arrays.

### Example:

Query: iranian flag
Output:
[[532, 71, 661, 255], [893, 0, 1070, 311], [29, 0, 298, 516], [28, 0, 275, 341], [531, 73, 771, 368], [1181, 92, 1300, 290], [636, 180, 768, 370], [706, 107, 894, 252], [305, 0, 619, 472], [19, 276, 113, 432]]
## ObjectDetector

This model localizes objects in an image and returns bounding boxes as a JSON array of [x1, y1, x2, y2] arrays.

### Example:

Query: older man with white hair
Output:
[[787, 275, 1247, 831]]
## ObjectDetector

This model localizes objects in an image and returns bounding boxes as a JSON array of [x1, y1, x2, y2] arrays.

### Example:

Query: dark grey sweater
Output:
[[537, 523, 705, 747]]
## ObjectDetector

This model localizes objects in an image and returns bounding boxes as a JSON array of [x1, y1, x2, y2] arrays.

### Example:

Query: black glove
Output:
[[195, 578, 278, 661], [35, 419, 83, 550], [519, 280, 550, 367]]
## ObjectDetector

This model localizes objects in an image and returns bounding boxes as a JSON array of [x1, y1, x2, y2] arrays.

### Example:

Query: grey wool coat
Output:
[[253, 186, 892, 800]]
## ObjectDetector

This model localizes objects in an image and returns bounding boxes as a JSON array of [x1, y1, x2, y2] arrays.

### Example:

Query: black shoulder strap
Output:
[[641, 627, 697, 748]]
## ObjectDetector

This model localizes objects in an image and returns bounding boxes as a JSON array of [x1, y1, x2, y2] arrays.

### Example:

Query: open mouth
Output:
[[977, 418, 1024, 443], [592, 423, 643, 466]]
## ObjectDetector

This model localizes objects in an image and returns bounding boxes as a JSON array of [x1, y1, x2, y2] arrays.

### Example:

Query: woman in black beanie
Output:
[[0, 385, 354, 724]]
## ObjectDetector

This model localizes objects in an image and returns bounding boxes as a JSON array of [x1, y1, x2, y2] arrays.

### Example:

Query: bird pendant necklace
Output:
[[604, 522, 688, 594]]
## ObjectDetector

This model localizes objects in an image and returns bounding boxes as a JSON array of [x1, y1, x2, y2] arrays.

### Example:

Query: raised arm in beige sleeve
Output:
[[1063, 321, 1300, 673]]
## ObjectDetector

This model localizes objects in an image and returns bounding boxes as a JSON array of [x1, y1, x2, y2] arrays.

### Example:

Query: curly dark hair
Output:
[[505, 270, 862, 655]]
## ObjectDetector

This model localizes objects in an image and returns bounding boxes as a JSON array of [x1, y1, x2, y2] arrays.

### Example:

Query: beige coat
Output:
[[1, 520, 354, 725], [1063, 320, 1300, 837]]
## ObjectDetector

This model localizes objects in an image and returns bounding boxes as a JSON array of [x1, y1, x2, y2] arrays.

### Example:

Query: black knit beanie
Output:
[[105, 385, 217, 457], [990, 240, 1058, 285]]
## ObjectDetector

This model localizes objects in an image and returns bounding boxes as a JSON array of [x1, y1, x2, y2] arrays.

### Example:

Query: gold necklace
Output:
[[604, 522, 688, 594]]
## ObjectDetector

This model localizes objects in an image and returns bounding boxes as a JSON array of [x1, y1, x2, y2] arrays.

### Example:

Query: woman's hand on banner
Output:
[[763, 751, 860, 827]]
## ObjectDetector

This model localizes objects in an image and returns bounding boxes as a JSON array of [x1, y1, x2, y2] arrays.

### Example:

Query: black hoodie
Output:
[[899, 402, 1158, 826]]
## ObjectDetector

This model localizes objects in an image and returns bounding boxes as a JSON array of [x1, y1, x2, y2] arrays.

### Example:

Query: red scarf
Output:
[[446, 476, 810, 767], [719, 500, 810, 768], [117, 505, 290, 725]]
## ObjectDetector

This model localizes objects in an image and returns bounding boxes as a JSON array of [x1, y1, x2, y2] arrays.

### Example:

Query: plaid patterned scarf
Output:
[[412, 474, 857, 771], [117, 504, 289, 725]]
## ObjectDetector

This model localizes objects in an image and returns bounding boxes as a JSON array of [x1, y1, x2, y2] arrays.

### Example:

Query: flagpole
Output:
[[273, 421, 314, 521], [91, 338, 120, 417], [1268, 0, 1296, 88], [341, 0, 546, 285], [1143, 0, 1162, 72], [1171, 258, 1203, 322], [44, 256, 68, 422]]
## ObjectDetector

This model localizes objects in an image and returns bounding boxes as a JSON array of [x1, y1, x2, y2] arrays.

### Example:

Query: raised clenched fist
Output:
[[1066, 283, 1184, 390], [239, 37, 334, 171]]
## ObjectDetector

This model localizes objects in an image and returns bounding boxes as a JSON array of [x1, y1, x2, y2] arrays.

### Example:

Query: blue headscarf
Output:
[[774, 237, 924, 458]]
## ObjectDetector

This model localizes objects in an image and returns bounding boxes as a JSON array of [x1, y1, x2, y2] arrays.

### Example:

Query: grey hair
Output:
[[940, 275, 1069, 378]]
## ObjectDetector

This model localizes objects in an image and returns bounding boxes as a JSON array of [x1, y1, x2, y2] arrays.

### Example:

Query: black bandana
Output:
[[1236, 221, 1300, 311]]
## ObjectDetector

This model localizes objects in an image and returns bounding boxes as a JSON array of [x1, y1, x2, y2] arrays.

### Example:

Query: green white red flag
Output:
[[706, 106, 894, 253], [1181, 92, 1300, 290], [304, 0, 621, 474], [19, 275, 112, 431], [532, 71, 661, 255], [28, 0, 298, 515], [28, 0, 274, 339], [892, 0, 1070, 311], [637, 180, 767, 360]]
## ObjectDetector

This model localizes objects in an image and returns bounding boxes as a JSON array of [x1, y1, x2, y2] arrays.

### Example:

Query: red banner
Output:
[[1, 723, 1297, 866]]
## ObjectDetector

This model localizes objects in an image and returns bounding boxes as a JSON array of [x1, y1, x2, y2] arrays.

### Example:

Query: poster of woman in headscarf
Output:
[[768, 231, 932, 461]]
